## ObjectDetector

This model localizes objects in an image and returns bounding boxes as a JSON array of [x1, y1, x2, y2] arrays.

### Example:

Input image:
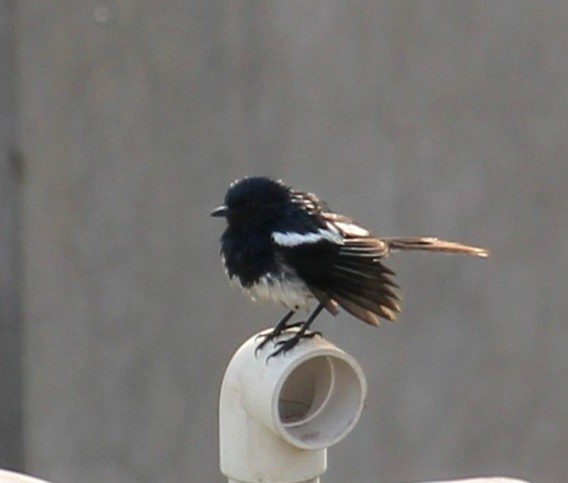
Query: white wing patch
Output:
[[272, 228, 343, 247]]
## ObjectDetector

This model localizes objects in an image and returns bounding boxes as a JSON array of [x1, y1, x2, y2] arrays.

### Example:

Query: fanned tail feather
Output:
[[315, 237, 488, 327], [383, 237, 489, 257]]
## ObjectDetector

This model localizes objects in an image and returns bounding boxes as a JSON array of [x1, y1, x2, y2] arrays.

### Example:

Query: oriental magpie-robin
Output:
[[211, 176, 488, 358]]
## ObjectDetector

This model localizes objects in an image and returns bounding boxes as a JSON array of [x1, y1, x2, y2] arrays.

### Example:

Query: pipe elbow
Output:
[[219, 329, 367, 483]]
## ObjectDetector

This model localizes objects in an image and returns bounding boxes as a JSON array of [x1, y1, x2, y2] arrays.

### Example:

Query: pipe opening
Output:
[[275, 354, 365, 449], [278, 356, 333, 427]]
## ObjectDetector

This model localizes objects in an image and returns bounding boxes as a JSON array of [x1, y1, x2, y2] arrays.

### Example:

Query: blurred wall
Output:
[[15, 1, 568, 483], [0, 0, 23, 470]]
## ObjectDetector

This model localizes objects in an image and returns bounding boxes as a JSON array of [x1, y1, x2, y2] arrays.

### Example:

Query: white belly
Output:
[[244, 272, 312, 310]]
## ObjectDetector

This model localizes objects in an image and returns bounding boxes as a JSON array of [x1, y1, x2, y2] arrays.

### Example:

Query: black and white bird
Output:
[[211, 176, 489, 358]]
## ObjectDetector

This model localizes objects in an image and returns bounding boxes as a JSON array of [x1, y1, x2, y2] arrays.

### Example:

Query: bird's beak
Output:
[[210, 205, 229, 217]]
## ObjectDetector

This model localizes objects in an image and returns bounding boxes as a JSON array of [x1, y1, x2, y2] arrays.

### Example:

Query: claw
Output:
[[266, 329, 322, 361], [258, 303, 326, 361], [255, 321, 308, 357], [267, 337, 300, 361], [255, 330, 278, 356]]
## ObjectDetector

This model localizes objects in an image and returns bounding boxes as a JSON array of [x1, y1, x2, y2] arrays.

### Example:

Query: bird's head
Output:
[[211, 177, 292, 229]]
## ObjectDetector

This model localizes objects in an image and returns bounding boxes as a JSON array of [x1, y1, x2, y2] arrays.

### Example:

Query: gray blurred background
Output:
[[0, 1, 566, 482]]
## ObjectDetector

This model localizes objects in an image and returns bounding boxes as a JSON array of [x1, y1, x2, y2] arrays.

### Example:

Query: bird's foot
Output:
[[254, 322, 304, 356], [266, 329, 322, 361], [255, 331, 277, 355]]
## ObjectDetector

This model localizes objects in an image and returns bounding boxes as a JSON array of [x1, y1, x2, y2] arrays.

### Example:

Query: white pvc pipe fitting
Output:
[[0, 469, 52, 483], [219, 329, 367, 483]]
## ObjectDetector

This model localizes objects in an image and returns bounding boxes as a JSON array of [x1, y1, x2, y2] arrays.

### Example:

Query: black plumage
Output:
[[211, 176, 489, 357]]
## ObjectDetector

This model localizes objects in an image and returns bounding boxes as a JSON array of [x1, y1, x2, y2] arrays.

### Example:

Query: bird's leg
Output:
[[268, 303, 325, 359], [255, 309, 296, 354]]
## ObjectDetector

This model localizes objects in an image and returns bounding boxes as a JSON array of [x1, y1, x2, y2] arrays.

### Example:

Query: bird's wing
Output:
[[289, 189, 330, 215], [320, 212, 401, 325], [272, 208, 401, 326]]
